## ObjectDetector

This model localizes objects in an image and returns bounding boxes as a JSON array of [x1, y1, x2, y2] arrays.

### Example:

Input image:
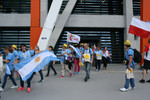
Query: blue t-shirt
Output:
[[79, 47, 84, 53], [95, 50, 103, 59], [50, 51, 54, 54], [6, 53, 14, 71], [17, 50, 34, 62], [12, 50, 18, 63], [61, 49, 71, 63], [83, 48, 93, 61], [126, 48, 135, 69]]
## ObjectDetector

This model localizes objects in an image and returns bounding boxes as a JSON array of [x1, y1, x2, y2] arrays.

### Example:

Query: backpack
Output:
[[131, 49, 142, 63]]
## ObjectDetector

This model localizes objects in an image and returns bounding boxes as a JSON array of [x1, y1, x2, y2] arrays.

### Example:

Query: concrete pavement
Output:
[[0, 64, 150, 100]]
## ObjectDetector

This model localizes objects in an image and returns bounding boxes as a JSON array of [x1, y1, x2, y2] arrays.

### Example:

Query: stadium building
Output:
[[0, 0, 141, 63]]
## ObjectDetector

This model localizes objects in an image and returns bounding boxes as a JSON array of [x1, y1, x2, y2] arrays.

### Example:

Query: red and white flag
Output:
[[129, 17, 150, 38], [67, 32, 80, 43]]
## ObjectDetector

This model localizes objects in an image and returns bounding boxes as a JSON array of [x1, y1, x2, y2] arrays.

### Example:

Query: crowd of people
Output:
[[0, 39, 150, 93]]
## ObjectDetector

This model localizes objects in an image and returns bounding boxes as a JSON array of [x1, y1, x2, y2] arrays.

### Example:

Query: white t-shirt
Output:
[[144, 46, 150, 61]]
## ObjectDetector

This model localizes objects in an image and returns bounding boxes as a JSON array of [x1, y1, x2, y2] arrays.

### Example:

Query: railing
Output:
[[0, 0, 31, 13], [133, 0, 140, 16], [0, 27, 30, 56]]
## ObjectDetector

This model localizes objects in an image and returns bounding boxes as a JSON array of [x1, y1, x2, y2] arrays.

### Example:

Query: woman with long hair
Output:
[[102, 46, 111, 70], [46, 46, 57, 77], [34, 45, 44, 82]]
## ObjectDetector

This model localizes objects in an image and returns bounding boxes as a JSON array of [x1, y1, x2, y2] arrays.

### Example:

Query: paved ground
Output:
[[0, 64, 150, 100]]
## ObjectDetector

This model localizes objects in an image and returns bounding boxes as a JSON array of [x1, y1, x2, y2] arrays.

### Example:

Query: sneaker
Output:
[[77, 72, 79, 75], [27, 87, 31, 93], [17, 87, 24, 91], [45, 75, 49, 77], [0, 87, 4, 92], [139, 79, 145, 83], [54, 73, 57, 76], [96, 69, 98, 72], [60, 76, 64, 79], [98, 70, 101, 72], [74, 72, 77, 75], [38, 80, 44, 83], [146, 79, 150, 83], [120, 88, 128, 92], [11, 85, 18, 89], [84, 78, 88, 82], [70, 73, 73, 77], [128, 87, 135, 90]]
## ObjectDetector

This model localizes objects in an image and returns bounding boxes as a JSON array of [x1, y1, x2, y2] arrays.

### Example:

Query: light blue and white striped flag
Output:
[[6, 64, 11, 75], [14, 50, 60, 81], [69, 44, 81, 58]]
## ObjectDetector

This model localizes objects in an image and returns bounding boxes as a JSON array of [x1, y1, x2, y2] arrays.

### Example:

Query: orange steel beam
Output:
[[30, 0, 42, 48], [140, 0, 150, 65]]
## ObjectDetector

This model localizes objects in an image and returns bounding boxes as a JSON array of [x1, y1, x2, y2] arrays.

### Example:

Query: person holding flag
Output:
[[73, 44, 81, 75], [60, 44, 73, 78], [95, 46, 103, 71], [33, 45, 44, 83], [0, 47, 18, 92], [14, 44, 35, 93]]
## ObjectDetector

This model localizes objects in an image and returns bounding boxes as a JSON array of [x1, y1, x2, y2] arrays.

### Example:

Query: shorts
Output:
[[143, 59, 150, 70]]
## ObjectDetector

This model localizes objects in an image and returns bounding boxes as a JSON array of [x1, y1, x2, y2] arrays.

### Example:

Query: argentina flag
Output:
[[69, 44, 81, 58], [6, 64, 11, 75], [14, 50, 60, 81]]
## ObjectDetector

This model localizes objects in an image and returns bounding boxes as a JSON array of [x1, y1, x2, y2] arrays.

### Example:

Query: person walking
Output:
[[120, 40, 135, 92], [82, 43, 93, 82], [102, 46, 111, 70], [74, 45, 80, 75], [0, 47, 18, 92], [46, 46, 57, 77], [95, 46, 103, 71], [14, 44, 35, 93], [60, 44, 72, 78], [33, 45, 44, 83], [11, 45, 20, 80], [139, 39, 150, 83]]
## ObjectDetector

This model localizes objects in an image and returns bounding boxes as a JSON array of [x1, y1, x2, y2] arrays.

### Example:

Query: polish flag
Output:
[[129, 17, 150, 38]]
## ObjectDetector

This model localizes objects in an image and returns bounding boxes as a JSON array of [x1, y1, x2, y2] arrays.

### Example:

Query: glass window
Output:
[[0, 0, 31, 13], [0, 27, 30, 55], [133, 0, 140, 16]]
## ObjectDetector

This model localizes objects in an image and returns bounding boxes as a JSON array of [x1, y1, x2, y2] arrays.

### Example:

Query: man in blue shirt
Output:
[[0, 47, 18, 92], [120, 40, 135, 92], [82, 43, 93, 82]]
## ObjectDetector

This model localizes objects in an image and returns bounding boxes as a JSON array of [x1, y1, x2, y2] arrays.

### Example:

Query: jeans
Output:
[[46, 61, 57, 76], [2, 72, 17, 89], [95, 59, 102, 70], [102, 57, 108, 68], [84, 62, 91, 79], [124, 65, 135, 89], [39, 70, 43, 80], [74, 58, 80, 73], [124, 74, 135, 89], [20, 73, 34, 88]]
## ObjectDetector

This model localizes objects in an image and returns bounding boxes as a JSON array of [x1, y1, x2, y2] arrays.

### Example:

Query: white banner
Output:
[[67, 32, 80, 43], [0, 56, 3, 71]]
